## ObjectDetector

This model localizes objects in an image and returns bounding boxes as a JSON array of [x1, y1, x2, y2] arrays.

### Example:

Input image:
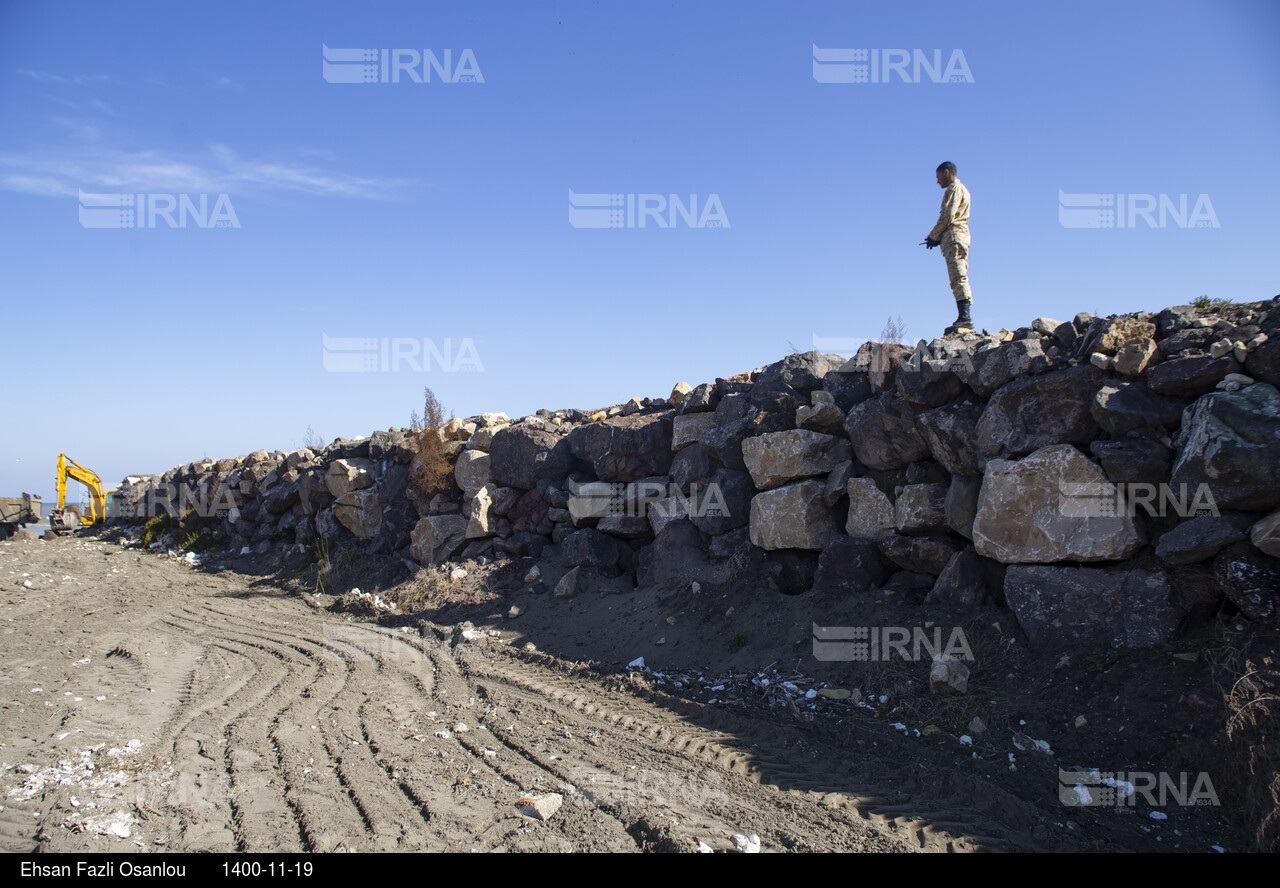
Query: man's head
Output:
[[936, 161, 957, 188]]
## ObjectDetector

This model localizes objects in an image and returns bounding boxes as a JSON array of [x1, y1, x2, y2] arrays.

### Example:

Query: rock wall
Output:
[[116, 297, 1280, 650]]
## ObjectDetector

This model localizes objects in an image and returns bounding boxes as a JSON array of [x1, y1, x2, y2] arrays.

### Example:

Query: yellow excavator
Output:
[[50, 454, 108, 533]]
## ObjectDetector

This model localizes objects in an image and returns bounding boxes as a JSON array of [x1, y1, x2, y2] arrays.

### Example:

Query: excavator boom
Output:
[[51, 453, 106, 531]]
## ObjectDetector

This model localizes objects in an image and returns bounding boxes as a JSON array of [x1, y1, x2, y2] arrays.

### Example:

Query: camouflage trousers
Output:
[[942, 231, 971, 303]]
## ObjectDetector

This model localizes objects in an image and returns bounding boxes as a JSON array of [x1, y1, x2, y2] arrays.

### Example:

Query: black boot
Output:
[[944, 300, 972, 335]]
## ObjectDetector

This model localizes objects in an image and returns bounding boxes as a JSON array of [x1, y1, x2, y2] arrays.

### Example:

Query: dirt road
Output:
[[0, 533, 1241, 853]]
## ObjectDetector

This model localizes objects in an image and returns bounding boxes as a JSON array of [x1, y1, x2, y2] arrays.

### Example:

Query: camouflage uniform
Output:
[[928, 179, 971, 303]]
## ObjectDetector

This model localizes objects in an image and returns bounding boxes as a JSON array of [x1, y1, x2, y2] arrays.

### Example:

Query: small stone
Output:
[[517, 793, 564, 821], [1210, 338, 1233, 358], [450, 567, 468, 581], [1089, 352, 1112, 370], [969, 716, 986, 734], [929, 656, 970, 695]]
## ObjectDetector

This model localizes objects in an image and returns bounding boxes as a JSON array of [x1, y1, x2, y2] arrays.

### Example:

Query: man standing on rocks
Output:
[[923, 162, 973, 334]]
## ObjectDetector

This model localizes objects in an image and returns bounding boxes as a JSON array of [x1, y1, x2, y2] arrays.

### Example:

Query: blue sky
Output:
[[2, 0, 1278, 501]]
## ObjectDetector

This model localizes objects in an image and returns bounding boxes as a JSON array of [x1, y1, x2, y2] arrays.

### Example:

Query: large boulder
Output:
[[925, 546, 1006, 607], [332, 488, 381, 539], [967, 339, 1054, 398], [974, 365, 1106, 459], [844, 477, 895, 539], [1245, 339, 1280, 387], [741, 429, 852, 490], [464, 484, 499, 538], [894, 483, 948, 534], [1091, 381, 1187, 436], [1170, 383, 1280, 512], [1146, 355, 1241, 396], [917, 401, 986, 477], [752, 351, 842, 394], [973, 445, 1145, 563], [1089, 438, 1173, 485], [410, 515, 469, 565], [812, 536, 890, 594], [748, 480, 836, 550], [567, 411, 675, 482], [1213, 542, 1280, 621], [672, 413, 717, 451], [454, 450, 491, 493], [876, 534, 966, 576], [1076, 316, 1157, 357], [635, 518, 712, 587], [325, 458, 375, 498], [1154, 515, 1250, 565], [488, 427, 572, 490], [844, 392, 930, 470], [689, 468, 754, 535], [1004, 565, 1183, 650], [561, 528, 620, 571]]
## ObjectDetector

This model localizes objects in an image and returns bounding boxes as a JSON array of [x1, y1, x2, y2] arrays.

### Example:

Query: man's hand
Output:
[[923, 237, 940, 249]]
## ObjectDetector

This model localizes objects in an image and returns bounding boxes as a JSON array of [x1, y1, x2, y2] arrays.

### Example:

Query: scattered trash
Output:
[[628, 657, 646, 669], [1149, 811, 1168, 821], [732, 833, 760, 853], [1011, 732, 1052, 756]]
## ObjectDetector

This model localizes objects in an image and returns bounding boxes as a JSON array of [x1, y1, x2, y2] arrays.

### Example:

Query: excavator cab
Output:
[[50, 453, 107, 533]]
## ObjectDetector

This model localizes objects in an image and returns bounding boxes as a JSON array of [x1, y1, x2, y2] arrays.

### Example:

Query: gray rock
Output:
[[410, 515, 469, 564], [945, 475, 982, 540], [876, 534, 966, 576], [1170, 383, 1280, 512], [967, 339, 1054, 398], [569, 412, 675, 483], [332, 488, 381, 539], [1155, 515, 1250, 565], [1091, 381, 1188, 436], [635, 518, 712, 587], [672, 413, 717, 451], [845, 477, 896, 539], [1213, 542, 1280, 621], [454, 450, 491, 493], [1245, 339, 1280, 387], [925, 546, 1006, 607], [680, 382, 717, 414], [917, 401, 986, 477], [1089, 439, 1173, 485], [973, 445, 1145, 563], [844, 392, 930, 470], [561, 528, 620, 570], [748, 480, 836, 550], [490, 427, 572, 490], [894, 483, 948, 534], [325, 458, 375, 498], [1004, 565, 1184, 650], [812, 536, 890, 594], [975, 365, 1106, 459], [689, 468, 754, 536], [742, 429, 852, 490], [1251, 510, 1280, 557]]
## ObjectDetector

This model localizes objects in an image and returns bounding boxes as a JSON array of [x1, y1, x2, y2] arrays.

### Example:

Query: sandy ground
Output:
[[0, 531, 1260, 853]]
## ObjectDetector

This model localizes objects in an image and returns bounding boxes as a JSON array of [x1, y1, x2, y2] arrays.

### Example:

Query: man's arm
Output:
[[928, 185, 958, 242]]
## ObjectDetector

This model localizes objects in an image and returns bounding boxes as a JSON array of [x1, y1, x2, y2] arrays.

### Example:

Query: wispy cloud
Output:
[[16, 69, 112, 85], [0, 144, 412, 200]]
